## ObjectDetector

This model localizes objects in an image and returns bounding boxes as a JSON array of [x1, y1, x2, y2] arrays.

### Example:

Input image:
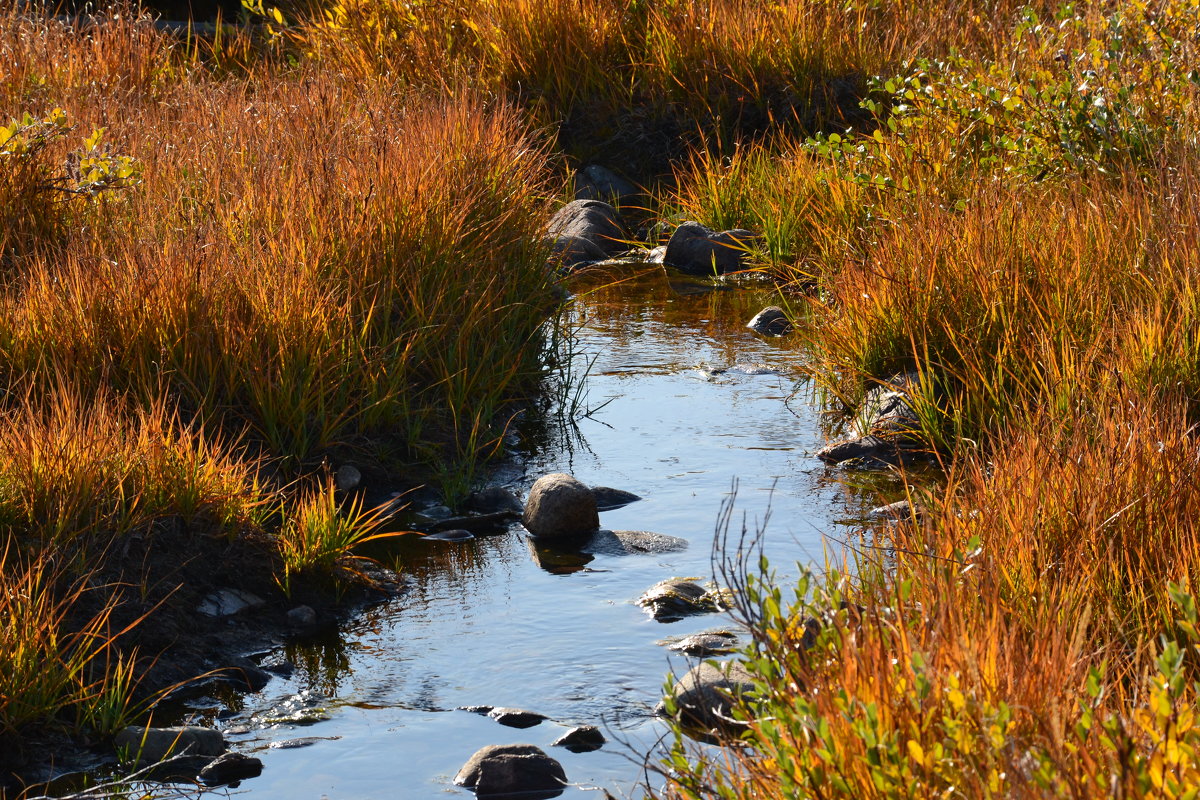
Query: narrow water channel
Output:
[[217, 269, 885, 798]]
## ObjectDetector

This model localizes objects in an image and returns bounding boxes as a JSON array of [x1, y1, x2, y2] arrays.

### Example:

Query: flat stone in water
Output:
[[487, 707, 548, 729], [198, 753, 263, 786], [590, 486, 642, 510], [583, 530, 688, 556], [665, 630, 739, 657], [422, 529, 475, 542], [637, 578, 732, 622], [709, 363, 779, 376], [269, 736, 338, 749], [551, 725, 605, 753]]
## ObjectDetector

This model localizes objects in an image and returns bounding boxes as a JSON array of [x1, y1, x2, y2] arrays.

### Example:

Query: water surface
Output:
[[219, 268, 885, 798]]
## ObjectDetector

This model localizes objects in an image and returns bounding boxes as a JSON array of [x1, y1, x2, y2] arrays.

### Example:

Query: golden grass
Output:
[[5, 0, 1200, 789], [0, 5, 562, 746]]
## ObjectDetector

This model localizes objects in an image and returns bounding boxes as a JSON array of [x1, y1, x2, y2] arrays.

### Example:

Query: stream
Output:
[[204, 269, 890, 798]]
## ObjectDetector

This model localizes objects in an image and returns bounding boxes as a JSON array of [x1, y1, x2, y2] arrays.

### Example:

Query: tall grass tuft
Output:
[[0, 541, 148, 740]]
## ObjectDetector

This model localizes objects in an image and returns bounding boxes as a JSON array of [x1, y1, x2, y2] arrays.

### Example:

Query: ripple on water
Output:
[[235, 270, 893, 798]]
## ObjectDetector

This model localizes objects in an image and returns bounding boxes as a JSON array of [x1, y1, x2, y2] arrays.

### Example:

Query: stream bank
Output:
[[167, 268, 902, 798]]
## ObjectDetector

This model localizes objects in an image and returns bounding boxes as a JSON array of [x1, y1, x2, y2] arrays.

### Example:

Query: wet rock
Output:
[[260, 658, 295, 678], [710, 363, 779, 376], [868, 499, 926, 522], [573, 164, 637, 204], [583, 530, 688, 556], [334, 464, 361, 491], [815, 435, 897, 466], [287, 605, 317, 627], [466, 487, 524, 515], [208, 662, 272, 692], [590, 486, 641, 510], [423, 528, 475, 542], [646, 245, 668, 264], [551, 725, 605, 753], [817, 373, 930, 467], [746, 306, 792, 337], [198, 752, 263, 786], [196, 588, 265, 618], [546, 200, 630, 268], [666, 630, 739, 657], [269, 737, 333, 749], [416, 504, 454, 521], [664, 221, 758, 276], [658, 661, 756, 733], [487, 707, 548, 729], [115, 725, 226, 765], [459, 705, 495, 715], [522, 473, 599, 540], [854, 373, 924, 440], [637, 578, 732, 622], [454, 744, 567, 799]]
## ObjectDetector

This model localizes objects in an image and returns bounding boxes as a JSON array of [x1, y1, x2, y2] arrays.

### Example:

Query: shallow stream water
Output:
[[212, 268, 890, 799]]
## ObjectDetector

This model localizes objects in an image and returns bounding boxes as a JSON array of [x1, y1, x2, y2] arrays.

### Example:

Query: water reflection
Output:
[[230, 268, 908, 799]]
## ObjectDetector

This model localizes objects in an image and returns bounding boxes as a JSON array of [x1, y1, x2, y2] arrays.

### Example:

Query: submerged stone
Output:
[[454, 744, 566, 799]]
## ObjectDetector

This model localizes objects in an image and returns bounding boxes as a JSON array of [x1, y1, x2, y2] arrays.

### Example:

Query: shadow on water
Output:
[[190, 267, 919, 798]]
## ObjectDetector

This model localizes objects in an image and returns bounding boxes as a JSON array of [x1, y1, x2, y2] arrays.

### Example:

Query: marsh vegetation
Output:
[[3, 0, 1200, 796]]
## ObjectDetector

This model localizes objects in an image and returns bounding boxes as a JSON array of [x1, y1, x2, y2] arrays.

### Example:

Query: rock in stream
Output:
[[637, 578, 732, 622]]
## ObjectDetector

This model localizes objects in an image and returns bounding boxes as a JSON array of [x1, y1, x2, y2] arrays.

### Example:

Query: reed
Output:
[[0, 4, 563, 751]]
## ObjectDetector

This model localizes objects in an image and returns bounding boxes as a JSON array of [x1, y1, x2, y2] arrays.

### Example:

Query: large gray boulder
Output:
[[454, 744, 567, 798], [522, 473, 599, 540], [545, 200, 630, 268], [664, 222, 758, 275], [114, 725, 226, 765], [658, 661, 756, 733]]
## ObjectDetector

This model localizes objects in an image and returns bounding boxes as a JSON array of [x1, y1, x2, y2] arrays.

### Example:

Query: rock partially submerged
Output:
[[115, 725, 226, 765], [817, 372, 931, 468], [551, 725, 605, 753], [664, 221, 758, 276], [545, 200, 630, 268], [522, 473, 600, 540], [487, 707, 548, 729], [707, 363, 779, 377], [637, 578, 732, 622], [658, 661, 756, 734], [868, 499, 927, 523], [198, 752, 264, 787], [590, 486, 641, 510], [466, 487, 524, 515], [423, 528, 475, 542], [746, 306, 792, 337], [584, 529, 688, 556], [454, 744, 567, 799], [664, 630, 739, 657]]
